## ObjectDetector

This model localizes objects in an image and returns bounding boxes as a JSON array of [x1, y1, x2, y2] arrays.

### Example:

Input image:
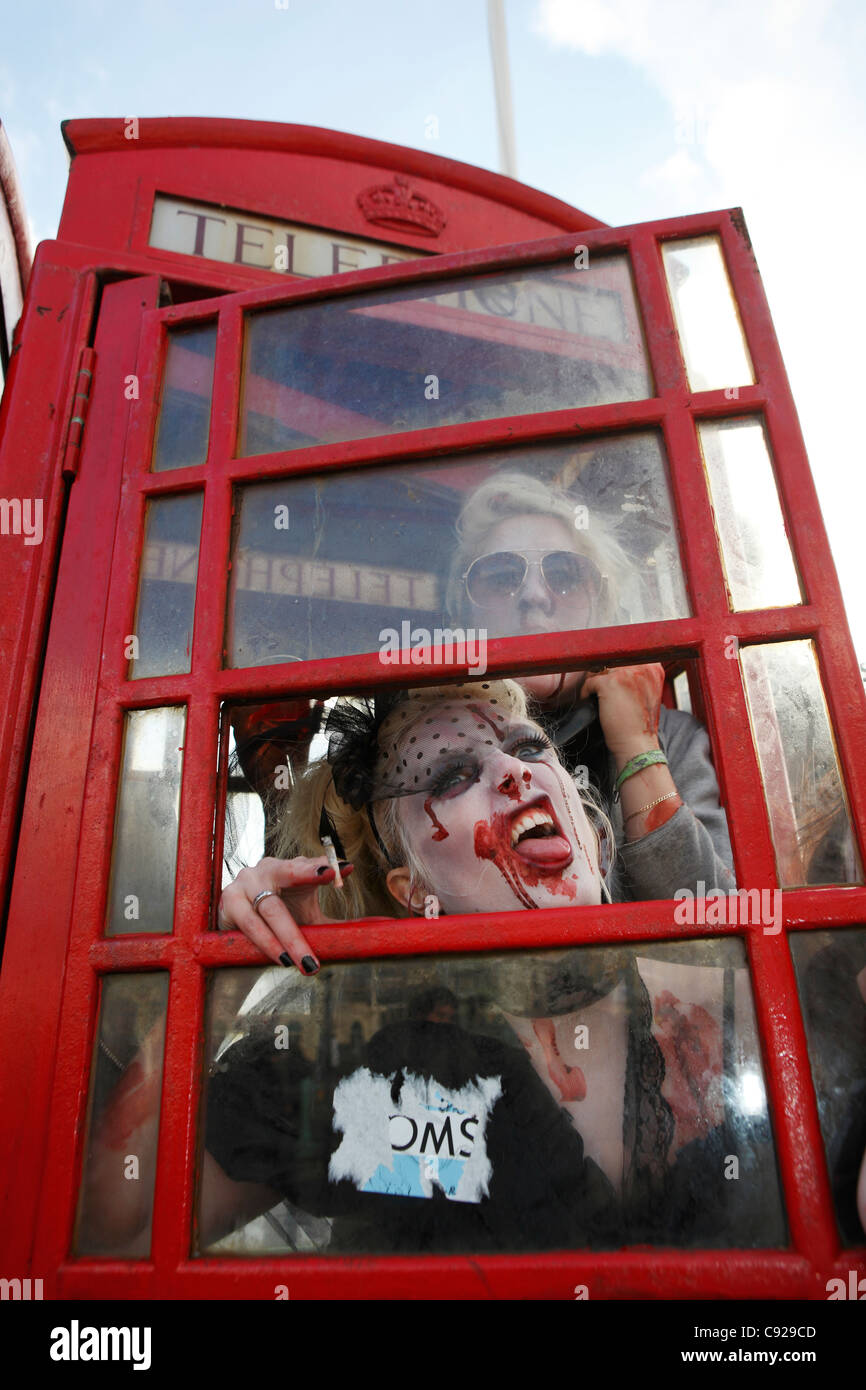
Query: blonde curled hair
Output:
[[268, 679, 614, 917], [445, 469, 628, 626]]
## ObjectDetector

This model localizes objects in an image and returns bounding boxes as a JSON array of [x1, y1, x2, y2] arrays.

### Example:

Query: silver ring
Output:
[[252, 889, 278, 911]]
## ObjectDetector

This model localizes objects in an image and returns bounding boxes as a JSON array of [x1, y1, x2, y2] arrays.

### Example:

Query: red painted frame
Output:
[[2, 207, 865, 1300]]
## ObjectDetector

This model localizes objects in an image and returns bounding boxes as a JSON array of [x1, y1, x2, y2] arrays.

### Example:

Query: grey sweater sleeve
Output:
[[610, 706, 735, 902]]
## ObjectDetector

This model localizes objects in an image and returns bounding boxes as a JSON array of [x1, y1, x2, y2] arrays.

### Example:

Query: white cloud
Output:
[[535, 0, 866, 652], [638, 148, 703, 196]]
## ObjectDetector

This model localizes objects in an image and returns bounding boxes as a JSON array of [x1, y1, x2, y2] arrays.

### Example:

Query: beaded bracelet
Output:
[[613, 749, 668, 800]]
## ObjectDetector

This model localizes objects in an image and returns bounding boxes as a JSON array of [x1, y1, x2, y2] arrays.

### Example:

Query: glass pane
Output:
[[218, 674, 733, 918], [198, 939, 784, 1255], [790, 928, 866, 1245], [698, 418, 802, 610], [740, 641, 863, 886], [226, 434, 688, 667], [107, 707, 185, 935], [240, 256, 652, 455], [662, 237, 754, 392], [152, 323, 216, 471], [672, 670, 692, 714], [75, 973, 169, 1255], [131, 492, 202, 679], [219, 653, 733, 917]]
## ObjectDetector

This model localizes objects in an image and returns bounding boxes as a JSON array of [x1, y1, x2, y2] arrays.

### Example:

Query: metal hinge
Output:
[[61, 346, 97, 479]]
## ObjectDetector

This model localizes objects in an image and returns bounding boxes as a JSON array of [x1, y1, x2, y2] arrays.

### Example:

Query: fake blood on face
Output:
[[423, 797, 449, 841], [473, 810, 578, 909], [553, 765, 596, 878], [467, 704, 505, 742]]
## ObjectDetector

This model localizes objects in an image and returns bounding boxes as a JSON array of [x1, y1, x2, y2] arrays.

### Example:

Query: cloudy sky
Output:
[[2, 0, 865, 652]]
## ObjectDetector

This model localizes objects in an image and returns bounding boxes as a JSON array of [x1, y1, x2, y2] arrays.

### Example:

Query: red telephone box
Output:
[[0, 118, 864, 1302]]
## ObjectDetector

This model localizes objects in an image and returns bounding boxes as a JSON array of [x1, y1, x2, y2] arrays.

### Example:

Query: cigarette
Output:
[[321, 836, 343, 889]]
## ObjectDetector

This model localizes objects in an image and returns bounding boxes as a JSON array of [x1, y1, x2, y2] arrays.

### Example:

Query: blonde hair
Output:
[[445, 470, 626, 625], [269, 679, 613, 916]]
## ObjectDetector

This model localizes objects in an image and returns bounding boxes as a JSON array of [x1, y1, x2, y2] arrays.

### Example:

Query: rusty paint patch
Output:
[[730, 208, 752, 252]]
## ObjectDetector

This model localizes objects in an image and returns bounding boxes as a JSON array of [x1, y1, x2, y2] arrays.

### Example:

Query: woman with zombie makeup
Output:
[[203, 681, 785, 1254], [216, 679, 613, 964], [444, 471, 735, 903]]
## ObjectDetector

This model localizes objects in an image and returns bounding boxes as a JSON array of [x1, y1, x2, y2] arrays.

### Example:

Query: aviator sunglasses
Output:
[[463, 548, 602, 607]]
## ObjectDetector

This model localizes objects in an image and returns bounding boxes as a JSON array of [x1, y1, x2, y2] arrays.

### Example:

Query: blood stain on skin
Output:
[[473, 811, 578, 908], [423, 797, 449, 841], [642, 796, 682, 833], [498, 775, 522, 802], [532, 1019, 587, 1101], [553, 765, 596, 877], [98, 1060, 159, 1150], [467, 704, 505, 742], [653, 989, 722, 1149], [522, 770, 532, 785], [612, 666, 661, 738]]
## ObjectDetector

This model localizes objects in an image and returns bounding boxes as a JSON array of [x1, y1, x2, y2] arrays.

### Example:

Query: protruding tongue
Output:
[[513, 834, 572, 864]]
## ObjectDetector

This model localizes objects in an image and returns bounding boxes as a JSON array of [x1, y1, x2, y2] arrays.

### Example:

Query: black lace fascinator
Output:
[[323, 692, 402, 811], [324, 684, 509, 809]]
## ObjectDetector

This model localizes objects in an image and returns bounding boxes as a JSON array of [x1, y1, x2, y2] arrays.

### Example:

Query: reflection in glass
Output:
[[240, 257, 652, 455], [740, 642, 863, 886], [673, 670, 693, 714], [791, 928, 866, 1245], [107, 707, 185, 935], [131, 492, 203, 679], [220, 700, 316, 886], [75, 973, 169, 1256], [152, 323, 216, 471], [199, 940, 784, 1255], [226, 435, 688, 667], [662, 238, 754, 392], [698, 419, 802, 611]]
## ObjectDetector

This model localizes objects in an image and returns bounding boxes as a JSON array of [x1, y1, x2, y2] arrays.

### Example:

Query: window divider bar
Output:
[[173, 696, 221, 943], [698, 632, 780, 888], [150, 954, 206, 1272], [222, 398, 673, 481], [53, 1249, 822, 1302], [82, 884, 866, 971], [746, 929, 840, 1266]]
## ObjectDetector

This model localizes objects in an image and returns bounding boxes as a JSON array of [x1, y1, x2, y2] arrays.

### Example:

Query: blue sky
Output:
[[2, 0, 865, 652]]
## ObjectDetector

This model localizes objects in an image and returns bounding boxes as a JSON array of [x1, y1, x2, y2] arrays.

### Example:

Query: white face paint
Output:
[[390, 700, 601, 914]]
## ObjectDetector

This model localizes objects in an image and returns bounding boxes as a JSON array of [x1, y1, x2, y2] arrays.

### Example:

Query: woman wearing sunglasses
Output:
[[445, 471, 734, 903]]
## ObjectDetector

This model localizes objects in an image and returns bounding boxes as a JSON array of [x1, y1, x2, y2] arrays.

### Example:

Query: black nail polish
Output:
[[279, 952, 292, 968], [316, 865, 329, 875], [338, 860, 350, 869], [301, 955, 320, 975]]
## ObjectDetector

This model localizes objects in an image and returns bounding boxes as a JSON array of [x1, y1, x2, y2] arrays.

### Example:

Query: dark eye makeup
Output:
[[428, 728, 555, 799]]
